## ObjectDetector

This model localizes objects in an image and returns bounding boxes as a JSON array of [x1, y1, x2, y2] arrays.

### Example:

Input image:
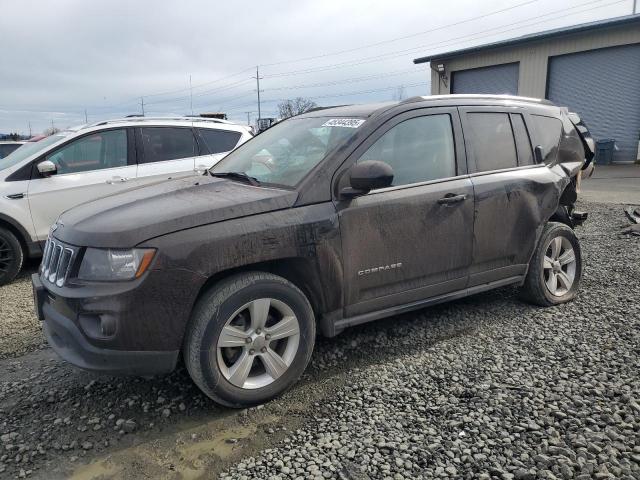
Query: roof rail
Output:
[[400, 94, 554, 105], [86, 116, 235, 128]]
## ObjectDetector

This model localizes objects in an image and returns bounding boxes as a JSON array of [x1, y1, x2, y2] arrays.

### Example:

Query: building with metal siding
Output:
[[414, 14, 640, 163]]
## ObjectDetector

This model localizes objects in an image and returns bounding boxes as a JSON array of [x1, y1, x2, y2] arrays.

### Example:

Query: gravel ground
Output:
[[0, 201, 638, 479], [0, 262, 44, 360], [218, 202, 640, 480]]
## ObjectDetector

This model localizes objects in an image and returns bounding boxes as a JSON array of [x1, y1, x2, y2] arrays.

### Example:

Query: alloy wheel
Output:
[[0, 237, 14, 274], [216, 298, 300, 390], [543, 236, 577, 297]]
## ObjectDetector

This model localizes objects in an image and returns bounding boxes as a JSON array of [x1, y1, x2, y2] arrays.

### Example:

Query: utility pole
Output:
[[28, 121, 32, 137], [84, 109, 88, 123], [253, 66, 263, 122], [245, 111, 251, 126], [634, 0, 637, 14], [140, 96, 145, 116], [189, 74, 194, 115]]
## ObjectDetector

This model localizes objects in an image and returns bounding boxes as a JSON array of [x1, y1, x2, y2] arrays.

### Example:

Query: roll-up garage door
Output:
[[451, 63, 519, 95], [547, 44, 640, 163]]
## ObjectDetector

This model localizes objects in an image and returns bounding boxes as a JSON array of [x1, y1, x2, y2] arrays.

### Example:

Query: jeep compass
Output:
[[33, 95, 594, 407]]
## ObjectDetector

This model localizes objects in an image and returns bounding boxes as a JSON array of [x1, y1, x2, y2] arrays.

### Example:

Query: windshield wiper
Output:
[[209, 171, 261, 186]]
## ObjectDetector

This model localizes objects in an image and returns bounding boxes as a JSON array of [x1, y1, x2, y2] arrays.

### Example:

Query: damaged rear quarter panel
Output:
[[469, 165, 564, 281]]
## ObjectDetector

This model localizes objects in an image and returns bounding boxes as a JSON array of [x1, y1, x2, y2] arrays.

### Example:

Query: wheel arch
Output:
[[193, 257, 328, 321], [0, 213, 30, 257]]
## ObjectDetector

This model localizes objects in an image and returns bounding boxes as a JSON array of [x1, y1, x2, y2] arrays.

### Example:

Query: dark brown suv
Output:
[[32, 95, 593, 407]]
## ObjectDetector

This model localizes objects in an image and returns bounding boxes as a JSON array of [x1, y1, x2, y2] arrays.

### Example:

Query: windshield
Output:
[[0, 135, 66, 171], [210, 117, 364, 187]]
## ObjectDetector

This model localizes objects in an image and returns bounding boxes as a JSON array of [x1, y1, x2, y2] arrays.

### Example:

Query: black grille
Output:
[[40, 237, 77, 287]]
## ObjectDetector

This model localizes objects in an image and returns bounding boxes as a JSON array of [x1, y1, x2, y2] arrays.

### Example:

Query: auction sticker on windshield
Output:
[[322, 118, 365, 128]]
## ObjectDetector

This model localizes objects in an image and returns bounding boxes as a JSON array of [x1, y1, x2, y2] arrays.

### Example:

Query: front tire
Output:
[[520, 222, 582, 306], [0, 227, 24, 286], [184, 272, 315, 407]]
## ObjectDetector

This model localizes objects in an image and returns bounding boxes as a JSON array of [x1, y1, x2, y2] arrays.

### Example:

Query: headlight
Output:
[[77, 248, 156, 281]]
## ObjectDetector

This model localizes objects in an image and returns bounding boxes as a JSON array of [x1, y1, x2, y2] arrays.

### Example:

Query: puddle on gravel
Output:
[[69, 415, 276, 480]]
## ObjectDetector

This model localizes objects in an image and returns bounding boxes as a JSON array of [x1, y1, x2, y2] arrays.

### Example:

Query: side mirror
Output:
[[341, 160, 394, 199], [37, 160, 57, 177]]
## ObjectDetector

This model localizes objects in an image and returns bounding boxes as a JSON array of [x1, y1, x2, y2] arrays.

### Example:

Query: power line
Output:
[[265, 68, 423, 91], [66, 0, 550, 111], [5, 0, 623, 121], [127, 0, 616, 114], [263, 0, 615, 78], [259, 0, 542, 67]]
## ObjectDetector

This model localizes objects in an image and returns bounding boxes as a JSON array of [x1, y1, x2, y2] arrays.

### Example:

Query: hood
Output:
[[55, 175, 298, 247]]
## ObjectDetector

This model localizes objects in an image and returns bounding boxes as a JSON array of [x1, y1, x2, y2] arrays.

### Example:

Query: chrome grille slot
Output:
[[40, 236, 77, 287], [40, 239, 52, 274]]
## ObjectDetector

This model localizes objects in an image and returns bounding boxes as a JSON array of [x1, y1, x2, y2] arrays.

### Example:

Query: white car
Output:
[[0, 116, 252, 284]]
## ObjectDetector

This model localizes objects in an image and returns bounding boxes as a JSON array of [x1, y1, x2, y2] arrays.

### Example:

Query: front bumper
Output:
[[32, 270, 201, 375]]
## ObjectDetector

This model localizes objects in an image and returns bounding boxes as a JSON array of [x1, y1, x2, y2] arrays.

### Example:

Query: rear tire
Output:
[[184, 272, 315, 408], [520, 222, 582, 306], [0, 227, 24, 286]]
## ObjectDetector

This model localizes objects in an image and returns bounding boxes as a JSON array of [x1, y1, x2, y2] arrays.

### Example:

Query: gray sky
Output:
[[0, 0, 634, 134]]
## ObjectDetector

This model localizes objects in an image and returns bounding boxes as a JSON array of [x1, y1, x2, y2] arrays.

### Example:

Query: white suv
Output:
[[0, 116, 252, 284]]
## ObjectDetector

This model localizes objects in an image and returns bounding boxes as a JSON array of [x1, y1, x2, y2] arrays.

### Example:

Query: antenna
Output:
[[189, 74, 193, 115]]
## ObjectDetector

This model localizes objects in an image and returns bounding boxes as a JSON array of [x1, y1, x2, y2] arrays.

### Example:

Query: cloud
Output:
[[0, 0, 630, 133]]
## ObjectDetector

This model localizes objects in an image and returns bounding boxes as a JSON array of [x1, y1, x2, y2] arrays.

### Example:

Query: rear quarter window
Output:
[[198, 128, 242, 154], [531, 115, 562, 163]]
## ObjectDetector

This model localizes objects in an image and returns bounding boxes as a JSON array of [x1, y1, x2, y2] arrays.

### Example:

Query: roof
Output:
[[299, 102, 397, 118], [80, 116, 252, 133], [414, 13, 640, 64]]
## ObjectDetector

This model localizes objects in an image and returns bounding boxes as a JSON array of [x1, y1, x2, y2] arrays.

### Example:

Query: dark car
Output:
[[33, 95, 593, 407]]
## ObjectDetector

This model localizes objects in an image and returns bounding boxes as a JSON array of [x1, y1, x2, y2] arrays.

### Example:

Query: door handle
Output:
[[437, 193, 467, 205], [106, 177, 129, 184]]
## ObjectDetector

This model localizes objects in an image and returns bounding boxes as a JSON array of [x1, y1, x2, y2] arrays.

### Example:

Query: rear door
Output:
[[27, 128, 137, 241], [460, 107, 555, 287], [338, 108, 474, 317], [135, 126, 200, 183]]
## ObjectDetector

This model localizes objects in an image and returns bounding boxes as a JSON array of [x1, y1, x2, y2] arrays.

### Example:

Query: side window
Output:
[[140, 127, 197, 164], [511, 114, 534, 166], [359, 115, 456, 187], [531, 115, 562, 163], [466, 113, 517, 171], [45, 129, 127, 175], [198, 128, 242, 154]]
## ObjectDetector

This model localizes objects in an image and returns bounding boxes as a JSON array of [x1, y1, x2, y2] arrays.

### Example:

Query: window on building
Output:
[[531, 115, 562, 163], [358, 114, 456, 187], [198, 128, 242, 154], [466, 113, 518, 171], [140, 127, 197, 163], [511, 114, 534, 166]]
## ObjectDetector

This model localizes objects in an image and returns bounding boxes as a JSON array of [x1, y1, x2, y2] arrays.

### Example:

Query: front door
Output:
[[337, 109, 474, 317], [27, 128, 137, 241]]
